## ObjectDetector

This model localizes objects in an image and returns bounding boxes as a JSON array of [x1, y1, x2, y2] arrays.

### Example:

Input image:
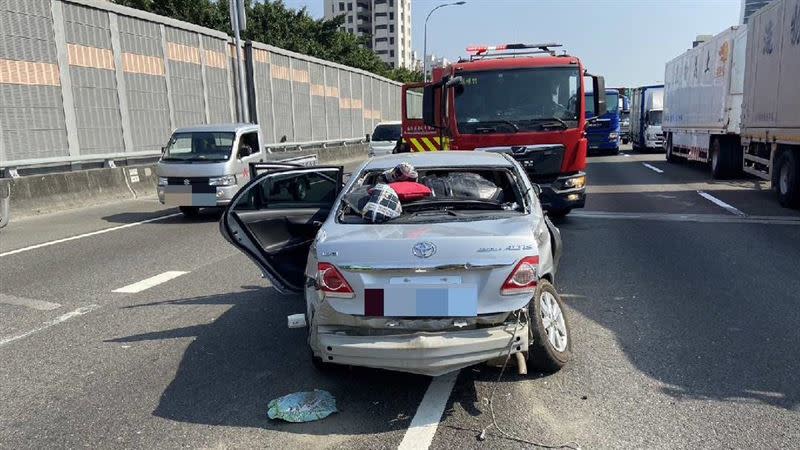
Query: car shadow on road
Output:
[[102, 207, 222, 224], [554, 219, 800, 411], [106, 286, 429, 435]]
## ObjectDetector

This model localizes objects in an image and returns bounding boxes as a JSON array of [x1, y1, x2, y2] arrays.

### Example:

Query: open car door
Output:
[[220, 166, 344, 293]]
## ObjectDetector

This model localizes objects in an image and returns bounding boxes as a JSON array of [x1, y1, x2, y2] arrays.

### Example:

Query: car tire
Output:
[[775, 150, 800, 208], [527, 280, 572, 372], [179, 206, 200, 217]]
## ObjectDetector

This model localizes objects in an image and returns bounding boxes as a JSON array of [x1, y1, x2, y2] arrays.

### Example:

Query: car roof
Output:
[[364, 151, 513, 170], [173, 123, 258, 134]]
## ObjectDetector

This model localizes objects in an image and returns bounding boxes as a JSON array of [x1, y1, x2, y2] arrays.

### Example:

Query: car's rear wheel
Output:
[[527, 280, 572, 372], [179, 206, 200, 218]]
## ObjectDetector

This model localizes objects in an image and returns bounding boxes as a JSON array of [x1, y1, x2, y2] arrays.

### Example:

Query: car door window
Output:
[[232, 167, 341, 211]]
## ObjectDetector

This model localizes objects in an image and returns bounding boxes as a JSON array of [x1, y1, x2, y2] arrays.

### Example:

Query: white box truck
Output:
[[741, 0, 800, 207], [630, 85, 665, 152], [663, 26, 748, 178]]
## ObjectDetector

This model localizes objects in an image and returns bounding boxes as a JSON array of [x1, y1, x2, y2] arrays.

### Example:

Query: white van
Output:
[[367, 121, 402, 157]]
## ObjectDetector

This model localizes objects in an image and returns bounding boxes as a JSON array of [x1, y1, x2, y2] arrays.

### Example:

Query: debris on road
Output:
[[267, 390, 337, 423]]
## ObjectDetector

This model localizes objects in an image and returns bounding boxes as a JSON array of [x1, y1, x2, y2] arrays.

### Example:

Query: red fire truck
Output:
[[401, 43, 607, 217]]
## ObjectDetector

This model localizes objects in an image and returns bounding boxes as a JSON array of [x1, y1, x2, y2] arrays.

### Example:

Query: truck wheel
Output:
[[775, 150, 800, 208], [179, 206, 200, 218], [665, 134, 679, 163], [710, 138, 727, 179], [527, 280, 572, 372]]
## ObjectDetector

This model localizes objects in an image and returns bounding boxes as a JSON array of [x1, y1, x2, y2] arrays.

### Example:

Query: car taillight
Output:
[[501, 256, 539, 295], [317, 262, 354, 298]]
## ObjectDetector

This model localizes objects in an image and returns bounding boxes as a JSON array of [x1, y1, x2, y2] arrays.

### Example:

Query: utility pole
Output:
[[230, 0, 249, 122]]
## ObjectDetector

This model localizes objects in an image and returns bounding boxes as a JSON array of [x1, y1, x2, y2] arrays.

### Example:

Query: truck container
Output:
[[662, 26, 747, 178], [630, 85, 665, 151], [741, 0, 800, 207]]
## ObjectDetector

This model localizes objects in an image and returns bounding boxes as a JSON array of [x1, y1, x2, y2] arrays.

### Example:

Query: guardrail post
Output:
[[198, 34, 211, 124], [289, 59, 297, 141], [109, 12, 133, 154], [51, 0, 81, 161], [322, 66, 330, 140], [160, 24, 176, 130]]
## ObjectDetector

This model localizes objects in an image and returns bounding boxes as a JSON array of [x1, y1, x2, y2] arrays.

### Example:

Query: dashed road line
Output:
[[0, 213, 182, 258], [697, 191, 746, 216], [0, 294, 61, 311], [113, 271, 189, 293], [0, 304, 99, 348], [642, 163, 664, 174], [571, 210, 800, 224], [398, 370, 459, 450]]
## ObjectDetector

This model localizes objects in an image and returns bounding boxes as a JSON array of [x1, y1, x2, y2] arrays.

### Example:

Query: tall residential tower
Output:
[[324, 0, 413, 69]]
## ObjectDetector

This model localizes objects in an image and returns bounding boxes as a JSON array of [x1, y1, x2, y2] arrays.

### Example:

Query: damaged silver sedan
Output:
[[220, 152, 570, 376]]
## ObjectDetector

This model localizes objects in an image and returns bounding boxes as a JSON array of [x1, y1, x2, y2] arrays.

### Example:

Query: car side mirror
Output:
[[160, 146, 167, 154], [592, 76, 607, 117], [445, 76, 465, 97], [365, 133, 371, 142], [532, 184, 542, 197]]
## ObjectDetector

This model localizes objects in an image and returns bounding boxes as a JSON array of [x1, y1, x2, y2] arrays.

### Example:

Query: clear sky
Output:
[[280, 0, 742, 87]]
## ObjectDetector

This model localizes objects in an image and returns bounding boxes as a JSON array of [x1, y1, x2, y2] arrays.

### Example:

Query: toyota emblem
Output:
[[412, 242, 436, 259]]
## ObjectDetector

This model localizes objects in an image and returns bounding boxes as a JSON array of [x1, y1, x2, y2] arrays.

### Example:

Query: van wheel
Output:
[[546, 208, 571, 219], [775, 151, 800, 208], [179, 206, 200, 217], [527, 280, 572, 372]]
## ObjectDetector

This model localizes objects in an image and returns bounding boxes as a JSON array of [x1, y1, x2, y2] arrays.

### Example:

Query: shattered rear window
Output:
[[338, 167, 528, 224]]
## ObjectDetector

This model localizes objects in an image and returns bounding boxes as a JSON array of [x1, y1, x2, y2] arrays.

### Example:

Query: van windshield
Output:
[[162, 132, 235, 162], [372, 124, 401, 142]]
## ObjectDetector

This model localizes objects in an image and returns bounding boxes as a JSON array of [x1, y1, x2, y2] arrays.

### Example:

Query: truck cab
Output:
[[156, 124, 265, 217], [402, 43, 607, 218], [631, 85, 665, 152], [585, 88, 622, 154]]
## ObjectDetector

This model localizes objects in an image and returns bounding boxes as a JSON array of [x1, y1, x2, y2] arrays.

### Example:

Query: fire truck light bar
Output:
[[466, 43, 562, 56]]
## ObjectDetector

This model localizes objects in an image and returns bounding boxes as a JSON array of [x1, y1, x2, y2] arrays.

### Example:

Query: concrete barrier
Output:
[[5, 143, 369, 221]]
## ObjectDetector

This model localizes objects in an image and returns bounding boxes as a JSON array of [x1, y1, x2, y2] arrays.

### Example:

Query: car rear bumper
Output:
[[313, 323, 528, 376]]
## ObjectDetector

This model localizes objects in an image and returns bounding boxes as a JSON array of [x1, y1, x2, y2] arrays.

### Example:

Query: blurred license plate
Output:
[[364, 280, 478, 317], [164, 185, 217, 206]]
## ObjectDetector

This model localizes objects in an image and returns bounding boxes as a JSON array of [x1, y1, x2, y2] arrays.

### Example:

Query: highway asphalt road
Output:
[[2, 148, 799, 449]]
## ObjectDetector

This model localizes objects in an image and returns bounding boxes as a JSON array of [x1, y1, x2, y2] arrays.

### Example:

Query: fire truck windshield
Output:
[[455, 67, 581, 134]]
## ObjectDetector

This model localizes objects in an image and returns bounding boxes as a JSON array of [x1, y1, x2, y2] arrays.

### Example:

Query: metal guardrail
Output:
[[264, 137, 366, 153], [1, 138, 367, 176]]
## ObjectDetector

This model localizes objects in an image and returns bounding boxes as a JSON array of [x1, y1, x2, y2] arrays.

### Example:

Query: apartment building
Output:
[[324, 0, 413, 69]]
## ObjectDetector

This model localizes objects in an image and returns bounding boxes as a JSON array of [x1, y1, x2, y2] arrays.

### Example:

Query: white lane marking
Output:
[[570, 210, 800, 225], [0, 294, 61, 311], [0, 304, 99, 348], [0, 213, 182, 258], [112, 271, 188, 293], [697, 191, 746, 217], [398, 370, 459, 450], [642, 162, 664, 173]]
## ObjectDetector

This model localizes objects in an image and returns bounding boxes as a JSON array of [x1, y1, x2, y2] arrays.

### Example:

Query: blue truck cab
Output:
[[585, 89, 621, 154]]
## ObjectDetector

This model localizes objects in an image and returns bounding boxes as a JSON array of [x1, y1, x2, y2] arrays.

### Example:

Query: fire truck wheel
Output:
[[527, 280, 572, 372], [775, 150, 800, 208]]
